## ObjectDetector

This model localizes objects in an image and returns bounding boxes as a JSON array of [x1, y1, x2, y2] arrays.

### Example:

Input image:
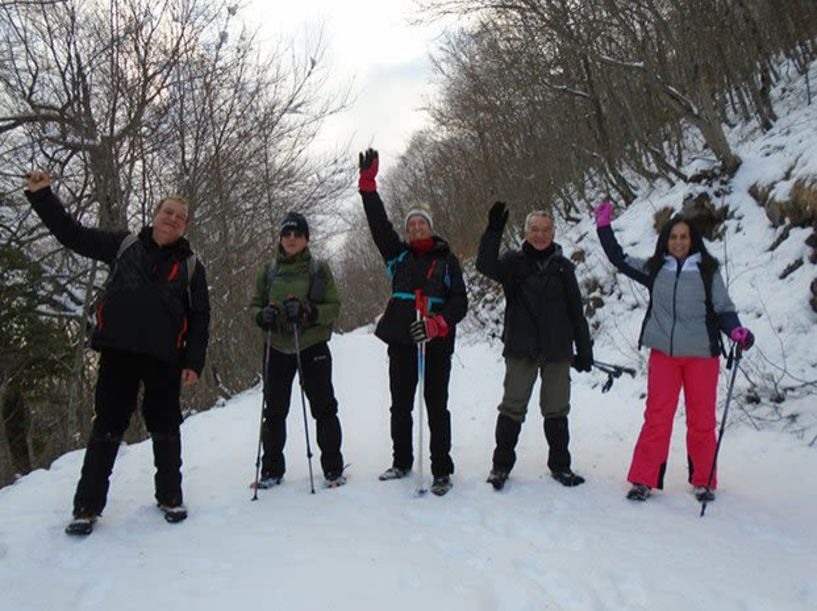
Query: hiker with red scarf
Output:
[[358, 148, 467, 494]]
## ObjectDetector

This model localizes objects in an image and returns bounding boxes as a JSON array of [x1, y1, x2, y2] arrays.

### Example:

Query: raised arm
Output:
[[357, 149, 404, 262], [594, 201, 650, 287], [476, 201, 512, 283], [24, 171, 126, 264]]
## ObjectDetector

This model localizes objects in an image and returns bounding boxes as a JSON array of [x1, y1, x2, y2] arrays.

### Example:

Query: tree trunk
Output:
[[0, 380, 17, 487]]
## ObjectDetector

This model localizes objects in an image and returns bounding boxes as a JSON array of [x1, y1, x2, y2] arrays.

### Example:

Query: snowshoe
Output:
[[430, 476, 453, 497], [158, 503, 188, 523], [65, 515, 97, 536], [324, 471, 347, 489], [693, 486, 715, 503], [378, 466, 409, 481], [486, 469, 509, 491], [626, 483, 651, 502], [551, 469, 586, 487], [252, 475, 283, 490]]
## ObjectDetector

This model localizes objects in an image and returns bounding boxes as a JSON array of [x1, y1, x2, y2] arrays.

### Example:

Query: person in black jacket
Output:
[[358, 149, 468, 496], [476, 202, 593, 491], [24, 170, 210, 534]]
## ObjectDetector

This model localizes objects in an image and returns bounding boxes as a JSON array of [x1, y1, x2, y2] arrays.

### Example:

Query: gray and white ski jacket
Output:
[[598, 225, 741, 358]]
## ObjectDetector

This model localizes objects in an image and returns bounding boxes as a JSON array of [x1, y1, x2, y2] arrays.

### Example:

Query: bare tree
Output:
[[0, 1, 352, 485]]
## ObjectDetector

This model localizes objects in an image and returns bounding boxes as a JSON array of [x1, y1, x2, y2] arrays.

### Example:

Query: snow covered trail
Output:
[[0, 332, 815, 611]]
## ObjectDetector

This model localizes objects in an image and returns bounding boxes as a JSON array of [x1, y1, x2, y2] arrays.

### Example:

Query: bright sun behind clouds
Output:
[[246, 0, 449, 165]]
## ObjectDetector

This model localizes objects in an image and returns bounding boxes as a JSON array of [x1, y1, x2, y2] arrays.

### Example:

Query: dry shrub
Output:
[[787, 180, 817, 227], [682, 192, 729, 239], [754, 179, 817, 227], [749, 182, 773, 206], [653, 206, 674, 232]]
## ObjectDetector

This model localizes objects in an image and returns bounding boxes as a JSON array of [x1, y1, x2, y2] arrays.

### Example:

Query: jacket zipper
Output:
[[669, 262, 683, 356]]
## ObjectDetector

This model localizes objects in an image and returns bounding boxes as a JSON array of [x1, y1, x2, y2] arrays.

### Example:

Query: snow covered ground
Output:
[[0, 332, 815, 611], [3, 50, 817, 611]]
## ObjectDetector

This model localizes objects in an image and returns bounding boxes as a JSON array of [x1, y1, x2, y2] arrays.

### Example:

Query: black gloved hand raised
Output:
[[487, 201, 509, 232]]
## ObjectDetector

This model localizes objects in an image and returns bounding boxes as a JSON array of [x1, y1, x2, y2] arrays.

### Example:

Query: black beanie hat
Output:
[[280, 211, 309, 239]]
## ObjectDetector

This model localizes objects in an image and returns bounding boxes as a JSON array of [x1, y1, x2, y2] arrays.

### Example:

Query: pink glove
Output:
[[358, 148, 379, 192], [730, 327, 754, 351], [594, 201, 614, 227]]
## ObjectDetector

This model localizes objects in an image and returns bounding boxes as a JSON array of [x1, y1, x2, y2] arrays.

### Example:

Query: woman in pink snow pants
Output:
[[594, 202, 754, 502]]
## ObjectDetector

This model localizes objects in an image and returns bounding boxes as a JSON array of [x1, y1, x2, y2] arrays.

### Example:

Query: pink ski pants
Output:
[[627, 349, 720, 489]]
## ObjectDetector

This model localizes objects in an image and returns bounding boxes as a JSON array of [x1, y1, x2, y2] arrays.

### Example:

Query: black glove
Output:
[[302, 301, 318, 324], [409, 319, 429, 344], [487, 201, 509, 232], [284, 297, 303, 325], [257, 304, 280, 329], [572, 351, 593, 373]]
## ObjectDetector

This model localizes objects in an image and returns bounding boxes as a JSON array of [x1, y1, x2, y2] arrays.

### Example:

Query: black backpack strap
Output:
[[307, 258, 327, 303], [185, 253, 198, 309], [264, 257, 326, 303], [104, 233, 138, 288], [264, 259, 279, 299], [699, 262, 725, 357]]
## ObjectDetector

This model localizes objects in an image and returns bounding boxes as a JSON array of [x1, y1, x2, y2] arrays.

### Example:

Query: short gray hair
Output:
[[524, 210, 554, 231]]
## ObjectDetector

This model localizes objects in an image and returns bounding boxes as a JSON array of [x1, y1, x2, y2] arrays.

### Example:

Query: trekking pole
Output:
[[415, 291, 428, 496], [700, 344, 742, 517], [252, 329, 273, 500], [593, 360, 636, 376], [292, 321, 316, 494], [592, 360, 636, 393]]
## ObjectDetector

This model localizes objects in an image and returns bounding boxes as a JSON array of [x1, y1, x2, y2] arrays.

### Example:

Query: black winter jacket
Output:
[[476, 228, 592, 361], [361, 191, 467, 351], [26, 187, 210, 374]]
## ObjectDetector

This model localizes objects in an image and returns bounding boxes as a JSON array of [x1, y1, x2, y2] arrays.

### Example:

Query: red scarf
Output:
[[409, 238, 434, 255]]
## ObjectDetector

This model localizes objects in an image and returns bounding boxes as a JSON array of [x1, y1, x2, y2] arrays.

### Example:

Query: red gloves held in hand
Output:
[[358, 148, 379, 192], [409, 315, 449, 344]]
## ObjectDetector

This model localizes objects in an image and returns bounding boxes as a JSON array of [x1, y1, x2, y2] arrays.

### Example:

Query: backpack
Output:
[[264, 256, 327, 303]]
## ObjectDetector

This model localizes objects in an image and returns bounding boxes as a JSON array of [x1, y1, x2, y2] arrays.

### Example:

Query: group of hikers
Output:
[[22, 147, 754, 536]]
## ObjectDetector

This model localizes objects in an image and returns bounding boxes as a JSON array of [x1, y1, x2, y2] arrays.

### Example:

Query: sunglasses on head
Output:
[[281, 229, 305, 238]]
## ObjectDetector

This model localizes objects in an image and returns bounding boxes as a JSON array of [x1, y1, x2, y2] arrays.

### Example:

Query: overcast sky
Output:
[[247, 1, 450, 171]]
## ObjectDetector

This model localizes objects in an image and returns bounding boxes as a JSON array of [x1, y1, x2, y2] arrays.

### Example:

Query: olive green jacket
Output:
[[249, 246, 340, 353]]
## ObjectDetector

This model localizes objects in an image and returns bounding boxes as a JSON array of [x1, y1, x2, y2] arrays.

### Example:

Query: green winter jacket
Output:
[[249, 246, 340, 353]]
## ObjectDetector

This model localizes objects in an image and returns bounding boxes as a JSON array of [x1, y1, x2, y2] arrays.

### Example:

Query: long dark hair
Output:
[[645, 215, 719, 279]]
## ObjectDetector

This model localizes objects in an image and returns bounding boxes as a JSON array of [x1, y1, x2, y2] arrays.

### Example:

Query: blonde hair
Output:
[[154, 195, 191, 221]]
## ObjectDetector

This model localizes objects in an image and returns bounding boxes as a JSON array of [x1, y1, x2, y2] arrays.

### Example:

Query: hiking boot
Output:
[[158, 503, 188, 523], [378, 466, 409, 481], [693, 486, 715, 502], [430, 475, 452, 496], [255, 475, 283, 489], [551, 469, 586, 487], [325, 471, 347, 489], [486, 469, 509, 490], [626, 483, 651, 502], [65, 513, 98, 536]]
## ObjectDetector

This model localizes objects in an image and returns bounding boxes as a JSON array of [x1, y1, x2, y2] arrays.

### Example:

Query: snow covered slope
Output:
[[0, 332, 815, 611]]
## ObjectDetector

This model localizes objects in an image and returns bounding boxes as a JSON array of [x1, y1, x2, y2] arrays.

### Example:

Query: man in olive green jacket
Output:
[[249, 212, 345, 488]]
